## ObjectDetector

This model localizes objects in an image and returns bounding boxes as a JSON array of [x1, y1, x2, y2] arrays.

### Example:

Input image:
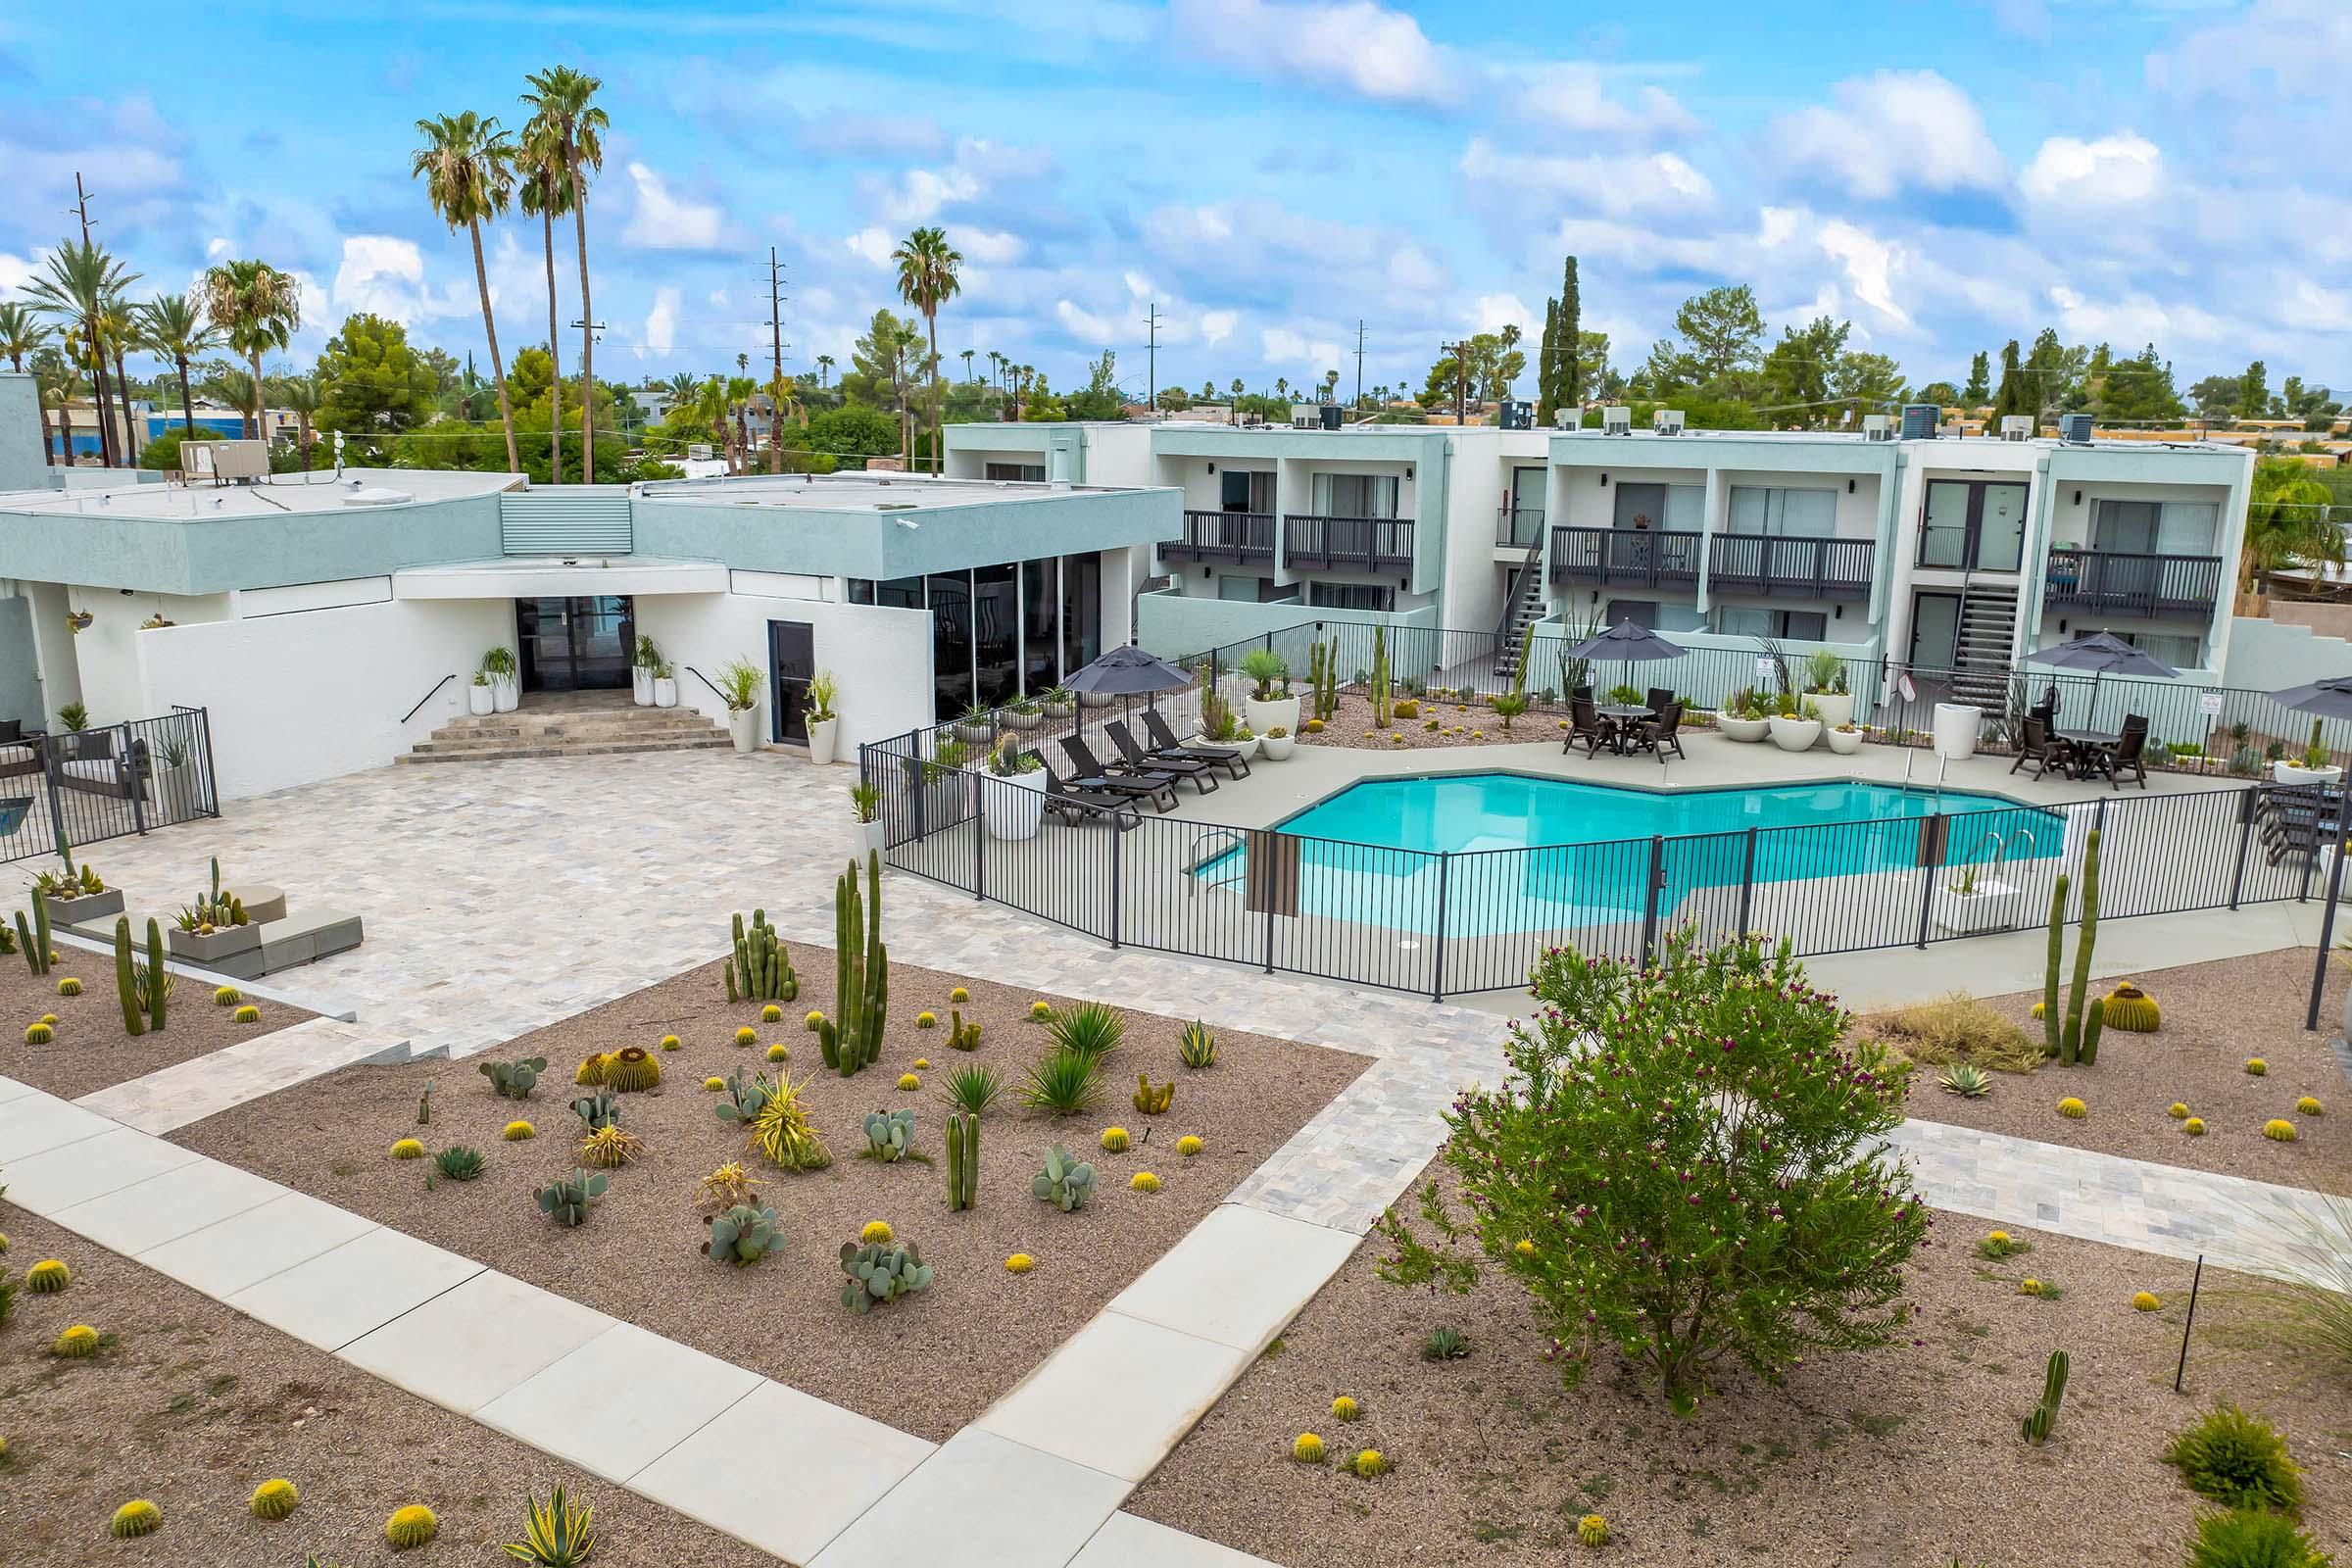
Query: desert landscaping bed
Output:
[[1126, 1168, 2352, 1567], [1298, 691, 1622, 753], [0, 949, 313, 1101], [173, 947, 1368, 1442], [0, 1205, 765, 1567], [1883, 947, 2351, 1192]]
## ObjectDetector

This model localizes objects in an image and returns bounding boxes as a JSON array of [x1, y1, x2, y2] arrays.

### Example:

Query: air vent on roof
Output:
[[1863, 414, 1894, 441], [1497, 400, 1532, 430], [1553, 408, 1579, 430], [2000, 416, 2034, 442], [1898, 403, 1940, 440], [1601, 406, 1633, 436], [340, 486, 414, 508], [1653, 409, 1686, 436], [1319, 404, 1343, 430], [2059, 413, 2094, 444]]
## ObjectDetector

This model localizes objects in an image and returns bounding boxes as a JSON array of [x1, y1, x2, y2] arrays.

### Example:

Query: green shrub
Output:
[[1866, 992, 2042, 1074], [1045, 1001, 1125, 1060], [1377, 931, 1927, 1410], [2184, 1506, 2333, 1568], [1019, 1049, 1102, 1115], [2165, 1406, 2304, 1515]]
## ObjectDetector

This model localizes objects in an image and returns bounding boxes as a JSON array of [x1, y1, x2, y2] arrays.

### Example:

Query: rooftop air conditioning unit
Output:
[[1653, 409, 1687, 436], [1497, 399, 1532, 430], [2058, 413, 2094, 444], [1319, 403, 1344, 430], [1553, 408, 1580, 430], [2000, 415, 2034, 441], [1601, 405, 1633, 436], [1863, 414, 1894, 441], [1291, 413, 1317, 429], [1898, 403, 1940, 440], [688, 443, 713, 461]]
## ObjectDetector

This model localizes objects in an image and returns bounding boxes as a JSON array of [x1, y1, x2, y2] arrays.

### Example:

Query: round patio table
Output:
[[2057, 728, 2118, 779], [1598, 705, 1652, 755]]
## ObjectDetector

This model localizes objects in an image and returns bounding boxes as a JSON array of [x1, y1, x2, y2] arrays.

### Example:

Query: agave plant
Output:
[[1937, 1063, 1993, 1099], [942, 1062, 1004, 1116], [506, 1485, 596, 1566], [1045, 1001, 1125, 1060], [1423, 1326, 1469, 1361], [1019, 1049, 1102, 1115]]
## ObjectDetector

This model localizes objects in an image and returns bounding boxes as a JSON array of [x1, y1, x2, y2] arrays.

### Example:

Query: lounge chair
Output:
[[1141, 708, 1250, 779], [2086, 719, 2149, 792], [1030, 751, 1140, 830], [1104, 719, 1220, 795], [1057, 734, 1179, 812], [2008, 714, 2072, 780], [1563, 697, 1617, 758], [1626, 701, 1686, 763]]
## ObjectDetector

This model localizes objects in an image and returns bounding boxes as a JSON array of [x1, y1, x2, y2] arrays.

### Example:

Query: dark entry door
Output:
[[517, 596, 635, 691], [767, 619, 813, 745]]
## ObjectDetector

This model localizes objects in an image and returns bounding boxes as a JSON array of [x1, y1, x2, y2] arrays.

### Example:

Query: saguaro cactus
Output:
[[1370, 623, 1393, 729], [145, 916, 167, 1031], [1307, 636, 1340, 720], [945, 1108, 979, 1211], [2042, 872, 2068, 1058], [114, 916, 145, 1037], [2063, 829, 2102, 1062], [819, 852, 888, 1076], [726, 909, 798, 1003], [2021, 1348, 2070, 1446]]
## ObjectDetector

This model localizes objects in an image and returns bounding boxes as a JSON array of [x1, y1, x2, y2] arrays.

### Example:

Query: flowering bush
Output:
[[1376, 931, 1928, 1411]]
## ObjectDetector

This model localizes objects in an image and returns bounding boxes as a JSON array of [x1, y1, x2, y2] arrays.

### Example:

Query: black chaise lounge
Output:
[[1141, 708, 1251, 779], [1103, 719, 1220, 794], [1028, 751, 1141, 830], [1057, 734, 1179, 812]]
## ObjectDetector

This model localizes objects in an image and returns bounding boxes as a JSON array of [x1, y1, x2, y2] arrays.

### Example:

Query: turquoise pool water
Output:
[[1201, 773, 2061, 937]]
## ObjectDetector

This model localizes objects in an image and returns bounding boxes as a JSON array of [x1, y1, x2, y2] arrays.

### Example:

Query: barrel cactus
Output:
[[2056, 1097, 2087, 1119], [604, 1046, 661, 1093], [897, 1072, 920, 1091], [2263, 1118, 2298, 1142], [2170, 1102, 2191, 1119], [24, 1022, 52, 1045], [1292, 1433, 1325, 1463], [1100, 1126, 1130, 1152], [575, 1052, 611, 1085], [735, 1026, 758, 1048], [390, 1138, 425, 1160], [2132, 1292, 2161, 1312], [1130, 1171, 1160, 1192], [249, 1479, 299, 1520], [1331, 1395, 1360, 1421], [2245, 1057, 2268, 1076], [2102, 983, 2160, 1031], [232, 1004, 260, 1023], [2298, 1096, 2325, 1115], [1176, 1134, 1203, 1156], [840, 1236, 933, 1312], [916, 1011, 938, 1030], [213, 985, 240, 1006], [385, 1503, 439, 1550], [1577, 1513, 1609, 1547], [53, 1322, 101, 1357], [55, 976, 81, 996], [27, 1257, 70, 1293], [502, 1120, 535, 1142], [950, 986, 969, 1004], [660, 1034, 682, 1052], [1004, 1252, 1035, 1274], [110, 1500, 161, 1539], [860, 1219, 895, 1245], [2183, 1116, 2207, 1137], [761, 1004, 783, 1023], [1352, 1448, 1390, 1478], [1030, 1000, 1053, 1021]]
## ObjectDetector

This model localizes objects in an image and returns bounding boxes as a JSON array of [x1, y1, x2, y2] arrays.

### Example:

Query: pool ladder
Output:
[[1188, 828, 1247, 898]]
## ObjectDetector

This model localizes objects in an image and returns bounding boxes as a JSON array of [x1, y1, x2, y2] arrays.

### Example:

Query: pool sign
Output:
[[1755, 655, 1774, 681], [2199, 691, 2223, 717]]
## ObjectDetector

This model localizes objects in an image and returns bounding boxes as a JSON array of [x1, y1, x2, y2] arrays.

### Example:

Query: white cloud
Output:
[[1199, 309, 1237, 346], [1472, 294, 1532, 335], [2046, 284, 2228, 347], [1459, 138, 1713, 216], [946, 225, 1025, 266], [1773, 70, 2004, 199], [2146, 0, 2352, 111], [640, 287, 680, 358], [1510, 64, 1698, 138], [0, 252, 36, 295], [1169, 0, 1455, 107], [622, 162, 724, 250], [2019, 132, 2163, 208], [845, 227, 895, 268], [328, 235, 471, 325], [1122, 270, 1154, 300], [871, 138, 1053, 223], [1816, 219, 1911, 328], [1260, 326, 1344, 369], [1055, 298, 1122, 342]]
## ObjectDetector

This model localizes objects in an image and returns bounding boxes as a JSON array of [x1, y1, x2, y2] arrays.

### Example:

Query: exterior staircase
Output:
[[400, 692, 732, 763], [1492, 552, 1549, 678], [1950, 584, 2019, 707]]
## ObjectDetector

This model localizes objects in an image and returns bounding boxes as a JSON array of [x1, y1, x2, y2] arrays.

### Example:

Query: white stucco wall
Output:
[[633, 588, 933, 757]]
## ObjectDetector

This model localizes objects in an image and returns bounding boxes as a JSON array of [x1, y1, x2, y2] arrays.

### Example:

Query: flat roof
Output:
[[634, 472, 1154, 512], [0, 467, 522, 519], [1551, 426, 2245, 455]]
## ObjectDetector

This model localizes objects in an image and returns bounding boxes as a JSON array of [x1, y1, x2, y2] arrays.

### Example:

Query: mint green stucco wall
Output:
[[1134, 587, 1438, 659]]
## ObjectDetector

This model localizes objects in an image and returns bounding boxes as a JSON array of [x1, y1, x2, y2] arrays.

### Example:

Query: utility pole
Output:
[[1441, 339, 1470, 428], [1142, 303, 1161, 416], [1353, 319, 1366, 412], [568, 318, 606, 470], [765, 248, 791, 473], [69, 172, 118, 466]]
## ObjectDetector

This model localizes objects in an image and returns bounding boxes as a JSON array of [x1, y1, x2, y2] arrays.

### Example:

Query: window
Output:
[[1604, 599, 1655, 629], [2115, 629, 2202, 669], [1060, 553, 1101, 676], [1310, 472, 1399, 518], [1714, 607, 1827, 640], [927, 572, 973, 721], [1308, 582, 1395, 612], [2094, 499, 2218, 556], [972, 561, 1019, 709], [1217, 574, 1271, 602], [985, 462, 1046, 482], [1727, 486, 1836, 536], [1022, 559, 1058, 693]]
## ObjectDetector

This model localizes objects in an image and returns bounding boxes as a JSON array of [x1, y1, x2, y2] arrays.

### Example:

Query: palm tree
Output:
[[959, 347, 974, 383], [32, 349, 76, 465], [281, 374, 321, 465], [25, 238, 140, 466], [100, 300, 140, 460], [815, 354, 834, 388], [520, 67, 608, 479], [892, 226, 963, 473], [412, 110, 519, 472], [1275, 376, 1289, 402], [989, 350, 1003, 392], [692, 375, 731, 470], [514, 115, 574, 483], [0, 302, 44, 372], [200, 258, 300, 449], [2241, 457, 2342, 598], [139, 294, 217, 436]]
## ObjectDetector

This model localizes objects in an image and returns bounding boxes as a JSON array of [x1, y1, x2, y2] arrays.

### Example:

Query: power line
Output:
[[1143, 302, 1160, 413]]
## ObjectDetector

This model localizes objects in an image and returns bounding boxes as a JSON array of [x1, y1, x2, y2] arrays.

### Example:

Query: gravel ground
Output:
[[0, 1206, 774, 1567], [1893, 947, 2352, 1193], [172, 951, 1368, 1442], [0, 951, 312, 1101], [1126, 1168, 2352, 1568], [1298, 688, 1716, 755]]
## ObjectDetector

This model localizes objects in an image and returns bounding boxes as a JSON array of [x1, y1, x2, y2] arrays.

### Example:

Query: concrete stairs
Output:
[[1951, 584, 2019, 706], [400, 697, 732, 764], [1492, 554, 1549, 678]]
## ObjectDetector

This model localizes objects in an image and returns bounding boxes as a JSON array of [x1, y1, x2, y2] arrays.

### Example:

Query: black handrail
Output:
[[401, 674, 456, 725], [682, 664, 731, 705]]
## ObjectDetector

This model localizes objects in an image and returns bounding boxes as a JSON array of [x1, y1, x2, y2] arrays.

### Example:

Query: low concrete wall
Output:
[[1133, 589, 1436, 660], [2221, 613, 2352, 692]]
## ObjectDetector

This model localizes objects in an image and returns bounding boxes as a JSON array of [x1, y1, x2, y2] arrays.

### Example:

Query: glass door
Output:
[[767, 619, 812, 744], [1505, 466, 1545, 547], [1975, 483, 2029, 570], [1920, 482, 1971, 567], [516, 596, 636, 691]]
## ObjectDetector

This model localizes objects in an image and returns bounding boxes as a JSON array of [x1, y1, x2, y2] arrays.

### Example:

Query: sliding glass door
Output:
[[515, 597, 634, 691]]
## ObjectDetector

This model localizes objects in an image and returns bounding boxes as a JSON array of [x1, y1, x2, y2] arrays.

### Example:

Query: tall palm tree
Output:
[[662, 369, 696, 419], [815, 354, 833, 388], [520, 67, 608, 479], [25, 238, 140, 466], [2241, 457, 2341, 598], [32, 348, 76, 465], [0, 302, 44, 372], [514, 115, 574, 483], [200, 258, 300, 448], [139, 294, 217, 436], [412, 110, 519, 472], [959, 347, 974, 383], [281, 373, 321, 465], [892, 226, 963, 472], [100, 299, 140, 460]]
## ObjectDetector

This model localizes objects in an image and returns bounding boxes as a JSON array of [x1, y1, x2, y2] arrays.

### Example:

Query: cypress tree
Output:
[[1989, 340, 2029, 423], [1559, 255, 1581, 417], [1536, 297, 1560, 424]]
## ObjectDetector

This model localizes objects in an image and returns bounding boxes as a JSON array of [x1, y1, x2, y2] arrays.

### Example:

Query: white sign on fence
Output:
[[1755, 656, 1774, 682], [2199, 691, 2224, 717]]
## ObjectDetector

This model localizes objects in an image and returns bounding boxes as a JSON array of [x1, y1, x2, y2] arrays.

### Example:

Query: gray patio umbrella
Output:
[[1562, 618, 1686, 701], [2026, 630, 2178, 720], [1062, 643, 1193, 696], [2269, 675, 2352, 720]]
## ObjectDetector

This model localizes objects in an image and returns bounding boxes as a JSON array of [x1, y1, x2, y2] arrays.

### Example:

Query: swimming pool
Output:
[[1199, 773, 2062, 937]]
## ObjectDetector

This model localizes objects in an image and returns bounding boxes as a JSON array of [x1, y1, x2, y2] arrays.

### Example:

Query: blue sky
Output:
[[2, 0, 2346, 402]]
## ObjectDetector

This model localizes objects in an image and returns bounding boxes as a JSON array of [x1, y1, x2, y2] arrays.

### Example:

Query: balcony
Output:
[[1549, 525, 1701, 588], [1496, 506, 1545, 550], [2044, 547, 2224, 622], [1283, 514, 1415, 572], [1706, 533, 1875, 600], [1163, 510, 1275, 566]]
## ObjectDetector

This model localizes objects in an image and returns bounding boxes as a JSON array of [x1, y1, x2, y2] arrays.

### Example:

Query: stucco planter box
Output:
[[168, 921, 262, 965], [808, 715, 840, 766], [728, 707, 760, 754], [1718, 714, 1770, 743], [2275, 760, 2341, 787], [494, 675, 519, 713], [1935, 878, 2023, 935], [467, 681, 494, 716], [1932, 702, 1983, 760], [632, 667, 656, 706], [44, 887, 124, 926], [1768, 715, 1823, 753], [854, 818, 888, 858], [986, 769, 1047, 840], [653, 676, 678, 708]]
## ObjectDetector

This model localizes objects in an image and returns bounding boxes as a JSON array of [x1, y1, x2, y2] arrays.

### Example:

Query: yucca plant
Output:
[[1937, 1063, 1993, 1099], [504, 1486, 595, 1565], [943, 1063, 1004, 1116], [1046, 1001, 1125, 1060], [1019, 1049, 1102, 1115]]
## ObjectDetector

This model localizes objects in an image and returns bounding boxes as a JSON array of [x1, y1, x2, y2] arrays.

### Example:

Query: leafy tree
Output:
[[1416, 332, 1525, 412], [2093, 344, 2183, 424], [1063, 350, 1124, 421], [805, 402, 902, 459], [1673, 284, 1765, 391], [1915, 380, 1962, 407], [1535, 255, 1580, 424], [1832, 351, 1908, 415], [1962, 350, 1990, 406], [1019, 371, 1067, 421], [2241, 457, 2341, 595], [315, 313, 436, 437], [0, 301, 43, 372], [845, 308, 924, 458], [1759, 317, 1849, 418], [2187, 374, 2240, 421], [1378, 932, 1927, 1410], [2237, 361, 2270, 420], [412, 110, 518, 470], [1988, 339, 2031, 424], [2021, 328, 2084, 418]]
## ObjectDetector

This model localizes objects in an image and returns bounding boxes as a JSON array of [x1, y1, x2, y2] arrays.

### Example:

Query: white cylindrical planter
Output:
[[1809, 692, 1853, 731], [855, 818, 888, 858], [494, 675, 519, 712], [988, 771, 1046, 840], [653, 675, 678, 708], [467, 681, 494, 716], [1245, 694, 1299, 738], [1932, 703, 1982, 760], [728, 707, 760, 754], [1825, 725, 1864, 755], [1259, 731, 1297, 760], [808, 715, 839, 766], [632, 667, 655, 707]]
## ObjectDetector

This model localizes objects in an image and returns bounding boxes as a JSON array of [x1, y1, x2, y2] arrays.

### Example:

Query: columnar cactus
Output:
[[2042, 872, 2067, 1058], [2063, 829, 2102, 1063], [2021, 1348, 2069, 1446], [144, 916, 166, 1030], [945, 1108, 979, 1211], [19, 890, 53, 976], [113, 916, 145, 1038], [1370, 623, 1392, 729], [819, 852, 888, 1076], [726, 908, 799, 1003]]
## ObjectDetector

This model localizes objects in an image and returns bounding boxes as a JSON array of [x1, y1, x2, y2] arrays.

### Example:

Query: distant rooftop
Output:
[[0, 466, 522, 519], [634, 471, 1152, 512]]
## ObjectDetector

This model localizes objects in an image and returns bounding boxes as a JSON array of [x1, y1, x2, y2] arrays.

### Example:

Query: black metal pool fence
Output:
[[1, 708, 220, 864]]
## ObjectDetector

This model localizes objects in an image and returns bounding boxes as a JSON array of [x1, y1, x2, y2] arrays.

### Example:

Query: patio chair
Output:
[[1103, 718, 1220, 795], [2087, 721, 2149, 792], [1030, 751, 1140, 831], [1644, 687, 1676, 715], [2008, 714, 2073, 780], [1057, 734, 1179, 812], [1141, 708, 1251, 779], [1626, 701, 1686, 763], [1563, 696, 1617, 758]]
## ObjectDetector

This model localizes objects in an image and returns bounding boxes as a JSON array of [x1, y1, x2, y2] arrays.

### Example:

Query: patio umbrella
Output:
[[1062, 643, 1193, 696], [2268, 675, 2352, 720], [2026, 631, 2178, 724], [1562, 618, 1686, 703]]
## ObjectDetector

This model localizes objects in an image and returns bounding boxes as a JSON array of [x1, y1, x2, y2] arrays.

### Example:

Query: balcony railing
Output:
[[1707, 533, 1875, 599], [1496, 506, 1545, 549], [1283, 514, 1414, 572], [2044, 547, 2224, 622], [1163, 510, 1275, 565], [1549, 525, 1701, 587]]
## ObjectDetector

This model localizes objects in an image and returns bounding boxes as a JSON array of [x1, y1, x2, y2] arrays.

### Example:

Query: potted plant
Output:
[[953, 701, 996, 745], [1802, 648, 1852, 732], [1717, 687, 1770, 744], [716, 655, 763, 753], [1043, 685, 1077, 720], [32, 851, 122, 925], [467, 669, 495, 715], [1935, 858, 2024, 934], [806, 669, 840, 765], [58, 702, 88, 732], [1825, 720, 1865, 756], [1260, 723, 1296, 760], [631, 635, 662, 707], [851, 781, 887, 858], [1230, 722, 1258, 760], [1004, 696, 1044, 730], [1768, 695, 1824, 753], [985, 738, 1047, 839], [2276, 719, 2340, 786], [652, 661, 678, 709], [482, 645, 520, 711], [919, 735, 973, 823], [1240, 649, 1298, 738]]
